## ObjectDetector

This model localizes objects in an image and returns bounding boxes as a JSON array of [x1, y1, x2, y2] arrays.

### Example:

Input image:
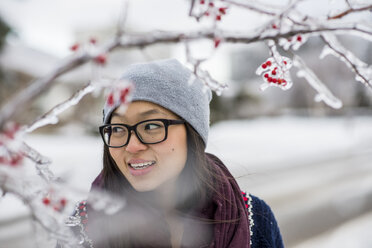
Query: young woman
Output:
[[67, 59, 284, 248]]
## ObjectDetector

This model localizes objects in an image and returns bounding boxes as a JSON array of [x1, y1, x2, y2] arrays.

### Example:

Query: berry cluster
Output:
[[199, 0, 228, 22], [260, 60, 288, 87], [77, 201, 89, 227], [0, 123, 24, 166], [42, 195, 68, 212], [107, 86, 131, 107], [69, 37, 107, 65]]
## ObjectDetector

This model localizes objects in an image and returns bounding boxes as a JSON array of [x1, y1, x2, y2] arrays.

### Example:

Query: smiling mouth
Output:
[[128, 161, 156, 170]]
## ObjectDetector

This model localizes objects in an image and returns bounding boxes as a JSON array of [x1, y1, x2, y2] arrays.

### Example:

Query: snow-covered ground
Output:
[[1, 116, 372, 247]]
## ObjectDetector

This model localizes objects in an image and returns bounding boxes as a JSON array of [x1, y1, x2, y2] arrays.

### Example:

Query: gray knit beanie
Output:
[[103, 59, 212, 145]]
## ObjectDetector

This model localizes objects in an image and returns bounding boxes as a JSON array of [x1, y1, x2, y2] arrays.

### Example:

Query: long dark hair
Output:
[[87, 123, 220, 247]]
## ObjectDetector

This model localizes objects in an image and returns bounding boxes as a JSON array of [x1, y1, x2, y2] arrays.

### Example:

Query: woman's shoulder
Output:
[[242, 192, 284, 248]]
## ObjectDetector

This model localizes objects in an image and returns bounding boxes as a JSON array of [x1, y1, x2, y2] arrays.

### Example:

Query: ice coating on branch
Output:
[[194, 67, 227, 96], [293, 55, 343, 109], [0, 168, 81, 246], [320, 33, 372, 88], [25, 84, 96, 133], [279, 34, 308, 51], [64, 215, 81, 227], [22, 142, 52, 165]]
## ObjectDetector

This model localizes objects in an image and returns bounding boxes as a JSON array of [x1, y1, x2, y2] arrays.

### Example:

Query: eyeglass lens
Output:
[[102, 120, 166, 147]]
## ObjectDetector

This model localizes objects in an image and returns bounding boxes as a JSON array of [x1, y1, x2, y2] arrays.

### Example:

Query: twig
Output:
[[220, 0, 277, 15], [320, 34, 372, 88], [328, 4, 372, 20], [117, 0, 129, 37], [24, 82, 96, 133], [0, 54, 90, 129], [189, 0, 196, 17], [292, 54, 343, 109]]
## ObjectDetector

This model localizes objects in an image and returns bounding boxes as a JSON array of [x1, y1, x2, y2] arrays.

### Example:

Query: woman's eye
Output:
[[144, 123, 161, 130], [112, 127, 125, 133]]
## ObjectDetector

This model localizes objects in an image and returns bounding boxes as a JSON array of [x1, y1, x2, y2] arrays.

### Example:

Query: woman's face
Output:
[[109, 101, 187, 192]]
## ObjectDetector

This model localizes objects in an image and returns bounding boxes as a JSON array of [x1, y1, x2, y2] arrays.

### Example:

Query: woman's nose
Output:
[[125, 131, 147, 153]]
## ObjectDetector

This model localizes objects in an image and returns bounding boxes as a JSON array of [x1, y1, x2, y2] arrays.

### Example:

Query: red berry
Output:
[[272, 78, 277, 83], [94, 54, 107, 65], [70, 43, 79, 51], [60, 198, 67, 207], [219, 7, 227, 15], [272, 24, 277, 29], [216, 15, 221, 21], [268, 77, 273, 82], [200, 0, 205, 4], [4, 128, 16, 139], [283, 61, 287, 65], [214, 38, 221, 48], [261, 64, 267, 69], [90, 38, 97, 44], [209, 2, 214, 7], [297, 35, 302, 42], [10, 154, 23, 166], [272, 70, 276, 75], [42, 197, 50, 205], [243, 196, 248, 201], [264, 73, 269, 78], [266, 61, 272, 66], [278, 79, 283, 84], [245, 204, 248, 208]]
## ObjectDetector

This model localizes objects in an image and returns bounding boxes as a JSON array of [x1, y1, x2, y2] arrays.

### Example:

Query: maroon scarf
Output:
[[88, 153, 250, 248]]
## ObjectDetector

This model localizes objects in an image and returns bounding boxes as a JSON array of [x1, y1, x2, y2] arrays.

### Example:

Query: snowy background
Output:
[[1, 116, 372, 247], [0, 0, 372, 247]]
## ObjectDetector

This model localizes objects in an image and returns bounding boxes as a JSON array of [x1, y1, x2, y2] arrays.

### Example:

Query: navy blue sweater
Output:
[[249, 194, 284, 248]]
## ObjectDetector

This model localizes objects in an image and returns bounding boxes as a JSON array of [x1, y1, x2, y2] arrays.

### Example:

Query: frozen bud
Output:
[[94, 54, 107, 65], [70, 43, 80, 52]]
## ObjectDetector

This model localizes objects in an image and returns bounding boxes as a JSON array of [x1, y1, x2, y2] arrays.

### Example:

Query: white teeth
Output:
[[129, 161, 155, 170]]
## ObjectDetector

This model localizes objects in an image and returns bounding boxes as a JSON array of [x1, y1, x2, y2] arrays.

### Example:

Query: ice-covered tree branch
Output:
[[1, 22, 371, 129], [328, 4, 372, 20], [320, 33, 372, 88]]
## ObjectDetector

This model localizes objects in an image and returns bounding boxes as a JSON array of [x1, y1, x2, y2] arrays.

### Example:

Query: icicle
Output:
[[194, 68, 228, 95], [293, 55, 343, 109], [25, 84, 96, 133], [320, 33, 372, 88]]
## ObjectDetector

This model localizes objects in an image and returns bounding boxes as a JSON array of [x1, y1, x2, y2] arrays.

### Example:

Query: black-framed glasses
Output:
[[99, 119, 185, 148]]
